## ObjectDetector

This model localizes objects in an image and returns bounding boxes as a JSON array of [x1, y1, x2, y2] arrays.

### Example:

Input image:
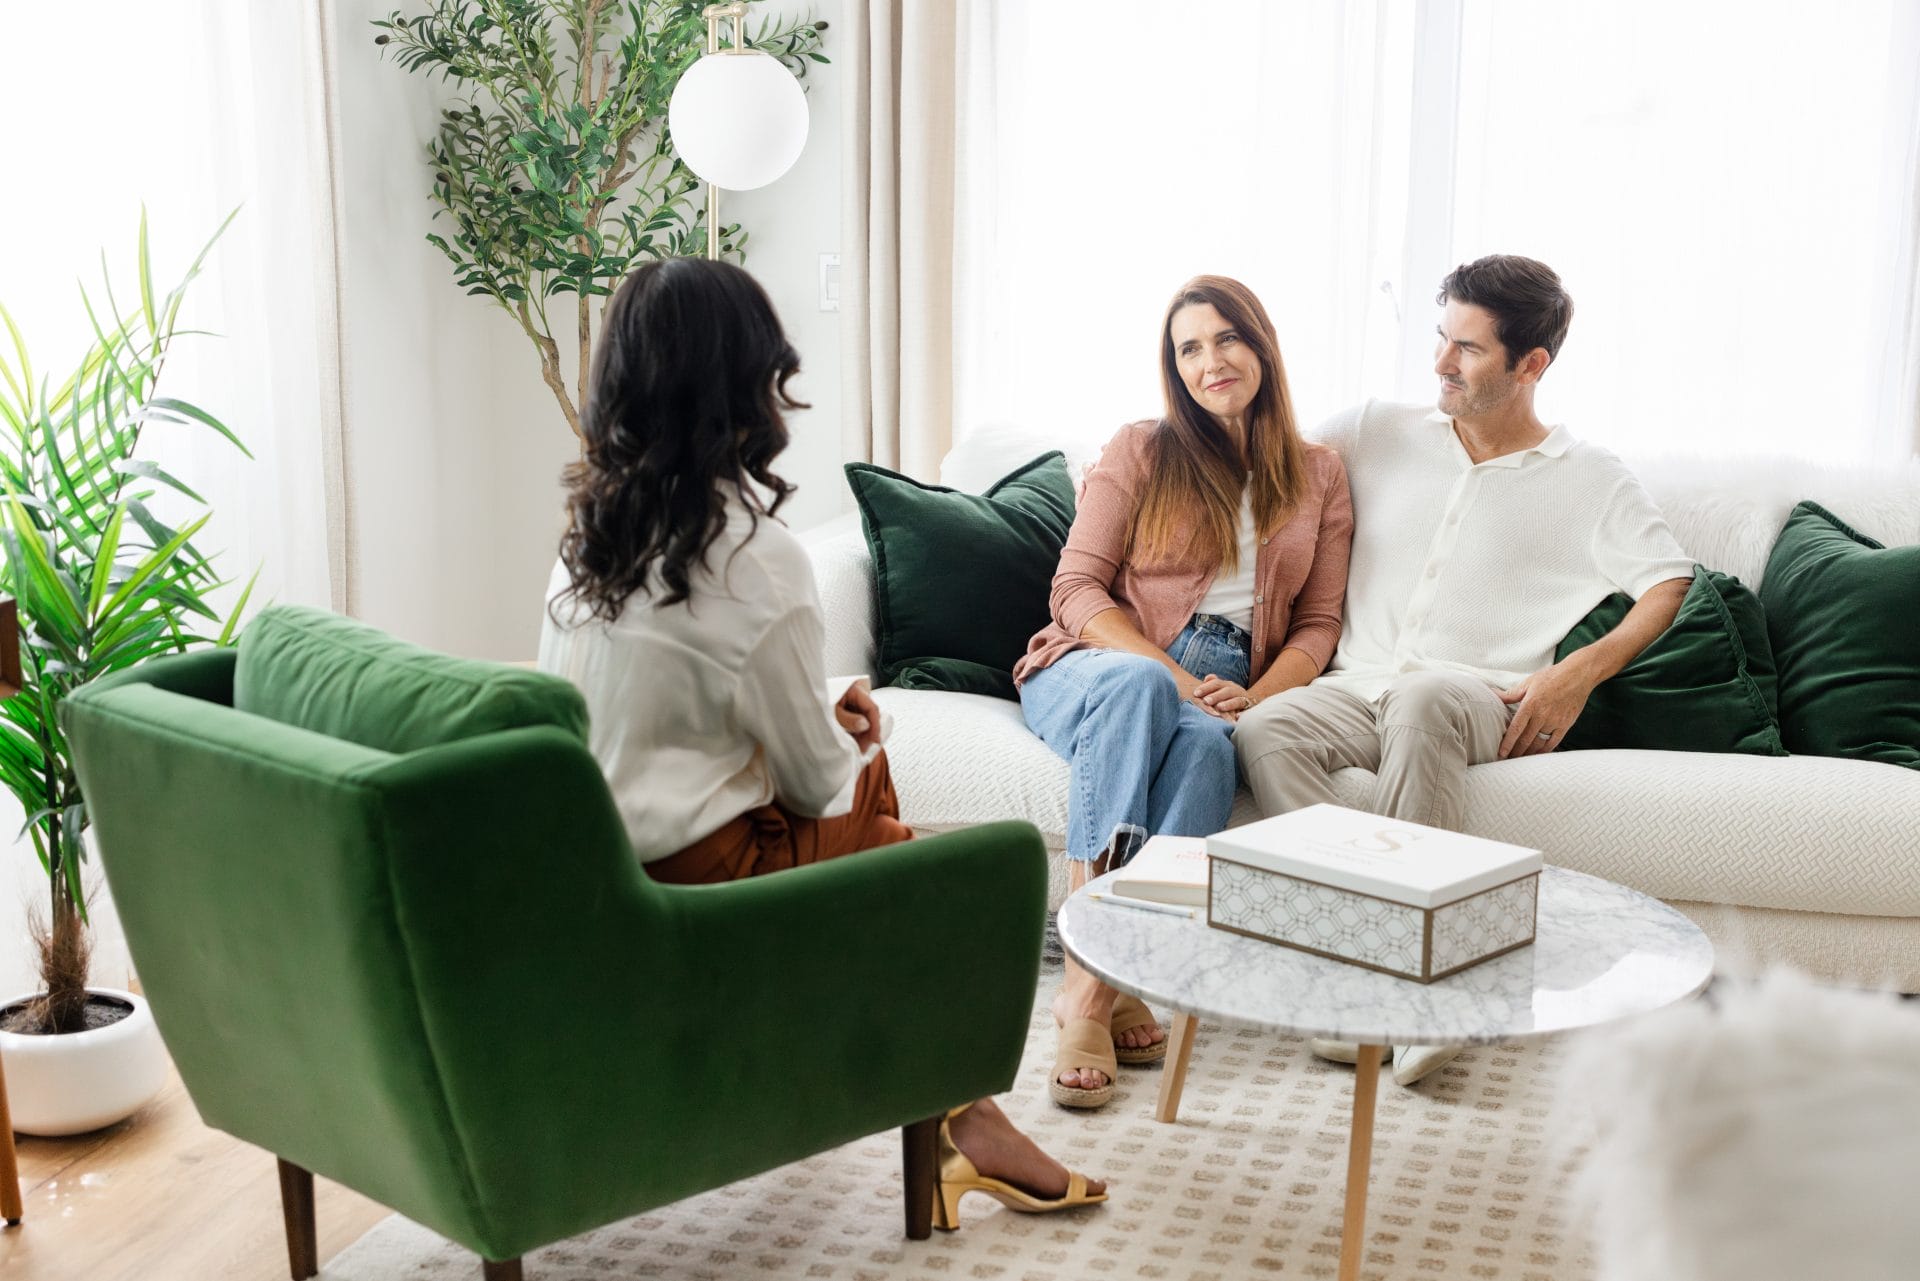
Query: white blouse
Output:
[[538, 500, 862, 860], [1193, 485, 1259, 631]]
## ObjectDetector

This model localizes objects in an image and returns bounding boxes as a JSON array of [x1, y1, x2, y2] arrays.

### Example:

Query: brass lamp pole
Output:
[[702, 3, 749, 260]]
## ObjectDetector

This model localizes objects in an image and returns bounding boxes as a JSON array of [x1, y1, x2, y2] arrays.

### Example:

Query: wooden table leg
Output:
[[0, 1051, 22, 1226], [1337, 1043, 1384, 1281], [1153, 1012, 1199, 1123]]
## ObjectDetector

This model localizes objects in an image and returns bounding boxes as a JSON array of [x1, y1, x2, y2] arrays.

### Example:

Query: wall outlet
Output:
[[818, 252, 840, 312]]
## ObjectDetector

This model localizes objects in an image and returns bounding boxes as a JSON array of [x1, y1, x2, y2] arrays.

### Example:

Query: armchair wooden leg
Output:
[[481, 1258, 524, 1280], [901, 1114, 941, 1240], [276, 1159, 318, 1279]]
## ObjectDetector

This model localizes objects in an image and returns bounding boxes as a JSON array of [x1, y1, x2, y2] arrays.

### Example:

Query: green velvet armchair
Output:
[[61, 606, 1047, 1280]]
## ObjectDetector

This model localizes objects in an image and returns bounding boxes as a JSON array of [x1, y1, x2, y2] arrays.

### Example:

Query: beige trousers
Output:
[[1234, 670, 1515, 832]]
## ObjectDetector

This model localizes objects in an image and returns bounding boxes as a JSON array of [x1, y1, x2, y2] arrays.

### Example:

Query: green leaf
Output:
[[111, 458, 206, 504], [87, 503, 126, 617], [2, 497, 86, 644], [0, 302, 32, 409], [96, 511, 211, 630], [217, 565, 261, 646], [137, 206, 158, 334], [146, 397, 253, 459]]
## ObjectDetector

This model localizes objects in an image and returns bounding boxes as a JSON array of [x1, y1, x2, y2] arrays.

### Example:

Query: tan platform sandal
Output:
[[1053, 995, 1169, 1066], [1110, 994, 1170, 1065], [1048, 1017, 1118, 1108], [932, 1104, 1107, 1230]]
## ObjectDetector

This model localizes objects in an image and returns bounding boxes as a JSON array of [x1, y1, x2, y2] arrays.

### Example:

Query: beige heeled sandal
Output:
[[932, 1104, 1107, 1231]]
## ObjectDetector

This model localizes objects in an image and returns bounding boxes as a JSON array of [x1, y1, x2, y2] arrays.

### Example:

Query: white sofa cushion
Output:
[[874, 687, 1920, 918], [1630, 453, 1920, 587]]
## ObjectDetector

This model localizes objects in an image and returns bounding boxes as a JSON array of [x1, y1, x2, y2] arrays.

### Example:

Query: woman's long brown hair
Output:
[[1128, 275, 1307, 571]]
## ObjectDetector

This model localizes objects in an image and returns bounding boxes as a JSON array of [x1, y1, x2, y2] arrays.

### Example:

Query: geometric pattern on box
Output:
[[1209, 858, 1425, 976], [1432, 875, 1539, 974], [325, 987, 1601, 1281]]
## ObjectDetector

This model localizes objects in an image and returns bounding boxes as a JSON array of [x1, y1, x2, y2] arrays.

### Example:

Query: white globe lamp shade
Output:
[[669, 51, 809, 191]]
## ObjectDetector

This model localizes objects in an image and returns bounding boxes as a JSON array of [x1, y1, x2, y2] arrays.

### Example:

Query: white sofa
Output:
[[807, 433, 1920, 991]]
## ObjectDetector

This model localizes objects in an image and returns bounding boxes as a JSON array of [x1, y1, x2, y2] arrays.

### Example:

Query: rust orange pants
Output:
[[645, 750, 912, 885]]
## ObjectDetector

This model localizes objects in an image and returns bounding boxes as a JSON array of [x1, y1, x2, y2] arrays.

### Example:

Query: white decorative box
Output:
[[1205, 804, 1542, 982]]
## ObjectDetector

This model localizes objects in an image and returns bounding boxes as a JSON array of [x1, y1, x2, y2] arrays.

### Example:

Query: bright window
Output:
[[962, 0, 1920, 464]]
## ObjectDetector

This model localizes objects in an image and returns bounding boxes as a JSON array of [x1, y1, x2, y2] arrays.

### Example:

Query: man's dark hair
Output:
[[1436, 255, 1574, 370]]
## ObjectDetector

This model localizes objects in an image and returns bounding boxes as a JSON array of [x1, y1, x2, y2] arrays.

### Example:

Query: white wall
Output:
[[725, 0, 849, 533], [336, 0, 581, 662]]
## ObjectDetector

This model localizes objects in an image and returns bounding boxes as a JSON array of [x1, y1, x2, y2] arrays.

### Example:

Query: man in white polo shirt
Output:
[[1234, 254, 1693, 1085]]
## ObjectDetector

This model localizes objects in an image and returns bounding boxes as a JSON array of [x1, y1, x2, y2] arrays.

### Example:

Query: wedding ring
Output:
[[1536, 729, 1554, 740]]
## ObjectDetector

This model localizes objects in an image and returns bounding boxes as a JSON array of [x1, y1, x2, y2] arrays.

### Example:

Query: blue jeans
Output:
[[1020, 615, 1250, 865]]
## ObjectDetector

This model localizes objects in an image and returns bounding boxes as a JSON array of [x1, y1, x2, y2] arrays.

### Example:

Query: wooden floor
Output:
[[0, 1065, 388, 1281]]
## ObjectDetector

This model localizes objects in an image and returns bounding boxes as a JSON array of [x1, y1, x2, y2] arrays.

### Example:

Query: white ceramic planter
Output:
[[0, 987, 168, 1136]]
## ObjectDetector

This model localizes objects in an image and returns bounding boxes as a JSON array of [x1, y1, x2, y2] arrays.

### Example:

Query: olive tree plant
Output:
[[374, 0, 827, 441]]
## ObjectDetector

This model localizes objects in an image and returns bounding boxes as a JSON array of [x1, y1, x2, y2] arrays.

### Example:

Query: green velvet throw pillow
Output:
[[1554, 566, 1787, 756], [845, 452, 1076, 700], [235, 604, 589, 753], [1760, 501, 1920, 769]]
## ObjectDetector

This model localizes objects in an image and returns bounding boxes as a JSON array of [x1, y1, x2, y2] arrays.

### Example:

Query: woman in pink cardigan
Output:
[[1013, 275, 1354, 1109]]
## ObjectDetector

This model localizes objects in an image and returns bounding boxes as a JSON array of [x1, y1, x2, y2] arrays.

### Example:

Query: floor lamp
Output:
[[667, 1, 810, 259]]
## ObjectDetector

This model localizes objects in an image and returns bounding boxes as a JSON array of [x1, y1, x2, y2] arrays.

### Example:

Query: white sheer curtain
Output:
[[958, 1, 1418, 456], [0, 1, 345, 994], [961, 0, 1920, 464], [1449, 0, 1920, 462], [0, 0, 344, 617]]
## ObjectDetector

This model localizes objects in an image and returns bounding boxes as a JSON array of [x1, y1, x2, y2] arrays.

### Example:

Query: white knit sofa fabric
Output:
[[807, 439, 1920, 992]]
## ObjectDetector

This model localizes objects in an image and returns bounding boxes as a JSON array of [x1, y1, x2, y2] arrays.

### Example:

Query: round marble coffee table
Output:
[[1058, 863, 1714, 1281]]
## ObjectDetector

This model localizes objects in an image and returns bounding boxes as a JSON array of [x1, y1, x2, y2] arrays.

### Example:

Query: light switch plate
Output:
[[819, 252, 840, 312]]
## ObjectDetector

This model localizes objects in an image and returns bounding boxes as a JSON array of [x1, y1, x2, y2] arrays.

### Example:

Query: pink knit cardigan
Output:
[[1012, 421, 1353, 686]]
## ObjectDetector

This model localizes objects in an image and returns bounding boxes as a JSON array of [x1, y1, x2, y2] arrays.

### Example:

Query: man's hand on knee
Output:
[[1497, 658, 1600, 758]]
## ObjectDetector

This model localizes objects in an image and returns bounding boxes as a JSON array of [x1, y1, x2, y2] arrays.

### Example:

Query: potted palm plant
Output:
[[0, 214, 256, 1135]]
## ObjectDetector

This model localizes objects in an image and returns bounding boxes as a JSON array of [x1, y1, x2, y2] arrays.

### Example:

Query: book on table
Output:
[[1110, 835, 1210, 906]]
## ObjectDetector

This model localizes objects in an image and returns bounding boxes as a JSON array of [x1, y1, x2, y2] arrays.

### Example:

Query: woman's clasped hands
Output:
[[1190, 674, 1257, 721], [834, 682, 885, 753]]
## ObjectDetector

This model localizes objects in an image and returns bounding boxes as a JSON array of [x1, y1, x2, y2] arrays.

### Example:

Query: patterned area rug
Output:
[[325, 971, 1597, 1281]]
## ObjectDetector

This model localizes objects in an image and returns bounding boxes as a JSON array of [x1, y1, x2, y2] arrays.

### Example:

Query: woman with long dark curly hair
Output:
[[540, 256, 1104, 1224]]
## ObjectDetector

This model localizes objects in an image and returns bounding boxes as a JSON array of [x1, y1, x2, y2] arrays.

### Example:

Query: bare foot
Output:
[[948, 1098, 1106, 1199], [1112, 1005, 1167, 1052]]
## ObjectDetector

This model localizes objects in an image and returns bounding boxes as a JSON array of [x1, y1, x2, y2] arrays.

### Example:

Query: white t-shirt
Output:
[[1313, 400, 1694, 702], [538, 500, 862, 860], [1193, 486, 1259, 630]]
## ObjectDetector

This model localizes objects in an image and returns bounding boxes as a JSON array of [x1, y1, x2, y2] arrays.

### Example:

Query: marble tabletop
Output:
[[1058, 864, 1715, 1046]]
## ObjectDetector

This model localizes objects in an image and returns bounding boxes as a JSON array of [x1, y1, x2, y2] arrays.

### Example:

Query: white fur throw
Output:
[[1566, 970, 1920, 1281]]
